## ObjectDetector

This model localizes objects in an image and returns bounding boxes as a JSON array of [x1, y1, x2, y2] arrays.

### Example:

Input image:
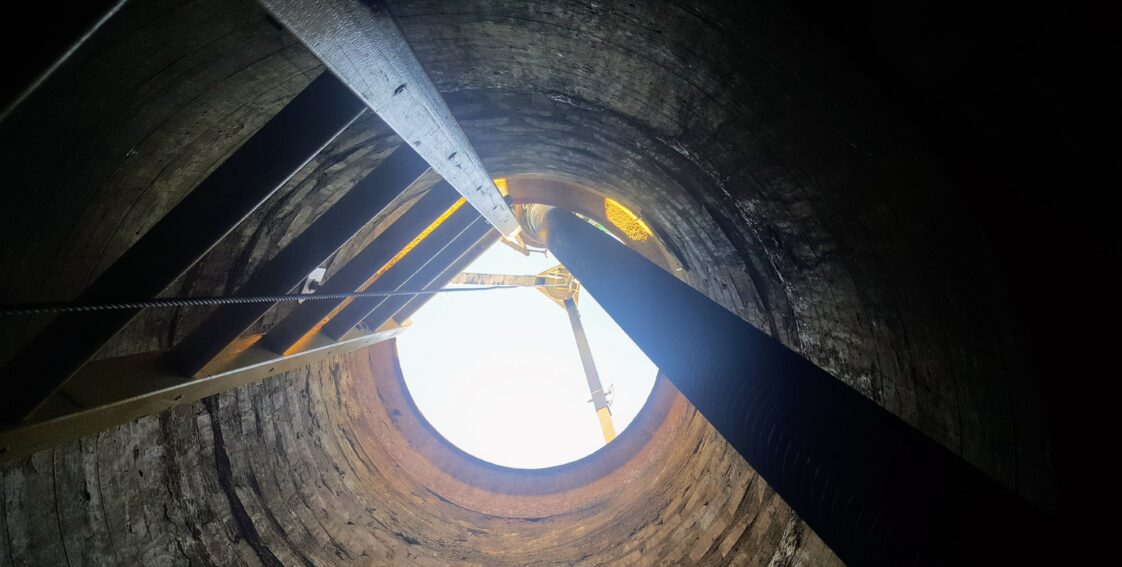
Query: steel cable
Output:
[[0, 285, 561, 316]]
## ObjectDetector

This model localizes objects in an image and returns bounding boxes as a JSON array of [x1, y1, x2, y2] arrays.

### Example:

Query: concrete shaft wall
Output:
[[3, 342, 837, 565], [0, 0, 1058, 564]]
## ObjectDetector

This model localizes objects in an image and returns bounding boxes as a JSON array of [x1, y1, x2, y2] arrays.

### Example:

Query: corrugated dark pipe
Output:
[[542, 208, 1051, 566]]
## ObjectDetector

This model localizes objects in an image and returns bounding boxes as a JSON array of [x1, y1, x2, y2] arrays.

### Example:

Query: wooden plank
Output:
[[258, 0, 520, 236], [0, 325, 406, 464]]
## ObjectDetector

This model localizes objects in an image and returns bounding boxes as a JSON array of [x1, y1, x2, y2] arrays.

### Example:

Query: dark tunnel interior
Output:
[[0, 0, 1115, 564]]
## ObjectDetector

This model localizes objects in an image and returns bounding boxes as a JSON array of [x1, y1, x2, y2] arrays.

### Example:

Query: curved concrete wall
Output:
[[0, 0, 1058, 564], [3, 342, 829, 565], [391, 0, 1052, 501]]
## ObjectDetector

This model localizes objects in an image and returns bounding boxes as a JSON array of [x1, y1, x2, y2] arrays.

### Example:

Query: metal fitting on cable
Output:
[[515, 204, 554, 249]]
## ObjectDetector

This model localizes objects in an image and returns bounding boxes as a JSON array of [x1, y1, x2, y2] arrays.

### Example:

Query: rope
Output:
[[0, 285, 554, 316]]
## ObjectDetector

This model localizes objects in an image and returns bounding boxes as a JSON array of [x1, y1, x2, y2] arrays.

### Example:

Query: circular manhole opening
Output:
[[397, 240, 658, 469]]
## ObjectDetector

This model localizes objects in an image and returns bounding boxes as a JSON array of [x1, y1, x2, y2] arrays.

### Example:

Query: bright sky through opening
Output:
[[398, 241, 658, 469]]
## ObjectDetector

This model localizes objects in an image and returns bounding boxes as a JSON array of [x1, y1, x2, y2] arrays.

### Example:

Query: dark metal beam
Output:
[[261, 184, 462, 354], [391, 229, 499, 325], [354, 217, 494, 334], [0, 324, 404, 465], [0, 72, 365, 423], [321, 211, 485, 339], [170, 145, 429, 377], [540, 208, 1050, 566], [257, 0, 520, 236]]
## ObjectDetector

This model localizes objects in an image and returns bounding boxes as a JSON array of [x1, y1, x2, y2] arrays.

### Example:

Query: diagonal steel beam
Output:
[[257, 0, 520, 237], [0, 72, 366, 424], [169, 145, 429, 377]]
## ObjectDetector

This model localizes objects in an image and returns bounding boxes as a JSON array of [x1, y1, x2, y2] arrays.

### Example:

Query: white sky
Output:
[[397, 241, 658, 469]]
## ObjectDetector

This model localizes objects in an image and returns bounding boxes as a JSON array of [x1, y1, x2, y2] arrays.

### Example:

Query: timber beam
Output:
[[257, 0, 520, 237], [0, 325, 406, 464]]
